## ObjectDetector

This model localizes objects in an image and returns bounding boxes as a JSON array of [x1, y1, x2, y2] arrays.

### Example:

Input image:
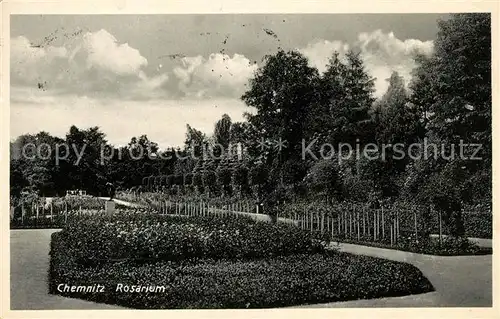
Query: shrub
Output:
[[462, 212, 492, 239], [192, 173, 203, 193], [231, 164, 249, 195], [427, 211, 492, 239], [202, 170, 217, 193], [57, 213, 328, 264], [49, 234, 434, 309], [215, 162, 232, 196], [397, 234, 486, 256]]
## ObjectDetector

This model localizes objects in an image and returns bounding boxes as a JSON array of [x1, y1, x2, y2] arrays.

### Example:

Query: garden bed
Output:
[[330, 236, 492, 256], [49, 213, 434, 308]]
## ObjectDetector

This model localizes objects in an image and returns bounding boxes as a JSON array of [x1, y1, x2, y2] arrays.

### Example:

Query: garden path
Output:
[[10, 229, 125, 310], [298, 243, 492, 307], [10, 228, 492, 309]]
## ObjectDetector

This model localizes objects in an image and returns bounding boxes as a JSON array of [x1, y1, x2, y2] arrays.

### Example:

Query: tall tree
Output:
[[242, 50, 320, 191], [184, 124, 207, 159], [64, 125, 109, 194], [319, 50, 376, 147], [408, 13, 492, 232], [242, 50, 320, 162], [428, 13, 491, 155], [376, 71, 423, 148], [213, 114, 232, 151]]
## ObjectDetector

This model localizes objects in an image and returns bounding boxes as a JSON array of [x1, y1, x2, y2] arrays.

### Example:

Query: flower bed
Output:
[[332, 235, 491, 256], [59, 213, 328, 264], [50, 229, 434, 308]]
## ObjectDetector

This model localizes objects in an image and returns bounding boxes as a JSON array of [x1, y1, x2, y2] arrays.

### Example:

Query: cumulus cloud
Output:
[[11, 30, 168, 99], [173, 53, 258, 98], [80, 29, 148, 76], [11, 29, 256, 101], [356, 30, 433, 95], [11, 36, 68, 85], [12, 28, 435, 101], [298, 30, 434, 96], [299, 40, 350, 73]]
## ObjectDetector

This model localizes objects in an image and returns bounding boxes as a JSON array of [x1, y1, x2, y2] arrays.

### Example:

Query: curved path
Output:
[[10, 229, 124, 310], [10, 229, 491, 309], [98, 197, 145, 208], [297, 243, 492, 307]]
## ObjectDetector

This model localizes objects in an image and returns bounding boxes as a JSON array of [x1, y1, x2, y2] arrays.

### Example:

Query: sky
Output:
[[10, 14, 448, 148]]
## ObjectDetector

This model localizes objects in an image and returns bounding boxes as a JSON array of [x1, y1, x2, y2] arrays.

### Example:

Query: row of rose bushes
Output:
[[59, 212, 328, 265], [50, 232, 434, 308], [10, 196, 129, 229], [116, 192, 258, 209], [119, 194, 492, 240], [115, 192, 493, 241], [280, 201, 493, 239]]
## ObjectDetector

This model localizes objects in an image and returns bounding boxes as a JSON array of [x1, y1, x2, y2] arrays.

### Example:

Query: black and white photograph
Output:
[[3, 2, 496, 315]]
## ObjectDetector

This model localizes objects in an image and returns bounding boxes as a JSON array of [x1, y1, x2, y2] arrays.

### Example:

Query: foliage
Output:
[[231, 162, 250, 196], [11, 14, 491, 230], [57, 213, 328, 264], [315, 51, 376, 146], [409, 13, 492, 211], [304, 159, 342, 201], [213, 114, 232, 153], [215, 156, 233, 196], [50, 233, 434, 309]]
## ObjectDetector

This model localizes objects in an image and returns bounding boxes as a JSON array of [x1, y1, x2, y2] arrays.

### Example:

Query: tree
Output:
[[409, 54, 437, 130], [319, 50, 376, 147], [408, 13, 492, 232], [10, 132, 65, 196], [304, 159, 342, 202], [429, 13, 491, 152], [216, 154, 233, 196], [242, 50, 320, 194], [184, 124, 207, 159], [242, 50, 319, 162], [374, 71, 423, 173], [213, 114, 232, 153]]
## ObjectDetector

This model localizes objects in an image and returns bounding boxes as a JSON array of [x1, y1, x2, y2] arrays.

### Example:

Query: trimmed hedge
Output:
[[428, 211, 492, 239], [58, 213, 328, 264], [50, 231, 434, 309], [335, 235, 490, 256], [462, 212, 492, 239]]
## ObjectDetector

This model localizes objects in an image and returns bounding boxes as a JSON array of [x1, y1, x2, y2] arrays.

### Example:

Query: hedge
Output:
[[335, 235, 490, 256], [50, 232, 434, 309], [462, 212, 492, 239], [57, 213, 328, 264], [428, 211, 492, 239]]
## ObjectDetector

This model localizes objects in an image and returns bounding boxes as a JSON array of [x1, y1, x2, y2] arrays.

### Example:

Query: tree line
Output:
[[11, 14, 491, 231]]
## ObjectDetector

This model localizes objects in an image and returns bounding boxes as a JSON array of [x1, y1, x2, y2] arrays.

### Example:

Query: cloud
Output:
[[11, 86, 250, 148], [357, 30, 433, 65], [11, 30, 168, 99], [11, 36, 69, 85], [173, 53, 258, 98], [299, 40, 350, 73], [11, 30, 256, 101], [80, 29, 148, 76], [298, 30, 434, 96], [12, 28, 434, 102], [356, 30, 433, 95]]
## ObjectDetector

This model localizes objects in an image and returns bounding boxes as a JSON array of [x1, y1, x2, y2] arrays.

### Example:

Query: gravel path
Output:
[[10, 229, 124, 310], [298, 243, 492, 307], [11, 229, 491, 309]]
